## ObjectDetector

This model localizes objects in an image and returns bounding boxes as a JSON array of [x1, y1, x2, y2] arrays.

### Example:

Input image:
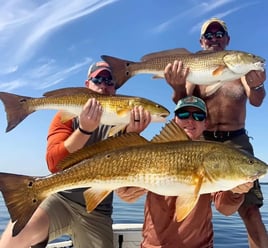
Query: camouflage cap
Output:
[[174, 96, 207, 114], [200, 17, 228, 36]]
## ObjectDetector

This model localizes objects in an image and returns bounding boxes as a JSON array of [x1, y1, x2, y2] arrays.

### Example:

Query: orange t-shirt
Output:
[[46, 112, 73, 173]]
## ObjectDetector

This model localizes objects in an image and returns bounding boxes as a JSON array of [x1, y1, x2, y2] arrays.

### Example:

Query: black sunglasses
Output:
[[175, 111, 206, 121], [89, 77, 115, 87], [203, 31, 226, 40]]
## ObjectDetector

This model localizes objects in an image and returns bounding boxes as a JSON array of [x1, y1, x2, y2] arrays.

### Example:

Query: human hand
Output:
[[245, 70, 266, 88], [79, 98, 102, 133], [230, 182, 253, 194], [164, 60, 189, 90], [116, 187, 147, 202], [126, 106, 151, 133]]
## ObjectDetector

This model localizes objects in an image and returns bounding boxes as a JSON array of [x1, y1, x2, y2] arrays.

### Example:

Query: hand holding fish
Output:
[[244, 70, 266, 89], [164, 60, 189, 91], [164, 60, 196, 98], [125, 106, 151, 133], [79, 98, 102, 134]]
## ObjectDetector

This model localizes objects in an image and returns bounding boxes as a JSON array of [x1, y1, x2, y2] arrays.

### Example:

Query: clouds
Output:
[[152, 0, 258, 35], [0, 0, 117, 91]]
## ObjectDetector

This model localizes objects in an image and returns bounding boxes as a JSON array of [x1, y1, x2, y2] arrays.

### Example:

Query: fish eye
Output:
[[248, 159, 254, 165]]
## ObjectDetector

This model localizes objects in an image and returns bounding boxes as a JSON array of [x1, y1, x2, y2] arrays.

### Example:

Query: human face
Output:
[[174, 107, 207, 140], [85, 70, 116, 95], [200, 22, 230, 51]]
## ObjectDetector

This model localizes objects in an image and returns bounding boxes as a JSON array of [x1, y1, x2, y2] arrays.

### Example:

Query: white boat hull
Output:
[[46, 223, 143, 248]]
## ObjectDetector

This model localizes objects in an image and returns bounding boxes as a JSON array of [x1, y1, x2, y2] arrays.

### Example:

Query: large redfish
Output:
[[102, 48, 265, 95], [0, 87, 169, 132], [0, 121, 267, 236]]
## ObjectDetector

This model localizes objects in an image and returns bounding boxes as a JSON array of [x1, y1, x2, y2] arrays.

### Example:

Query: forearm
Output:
[[64, 128, 92, 153], [212, 191, 244, 216], [116, 187, 147, 203], [46, 113, 89, 172], [248, 86, 266, 106], [242, 71, 266, 106], [172, 84, 188, 103]]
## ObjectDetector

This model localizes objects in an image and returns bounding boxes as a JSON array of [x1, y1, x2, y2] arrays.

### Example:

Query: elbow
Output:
[[46, 156, 58, 173], [249, 99, 264, 107], [249, 90, 266, 106]]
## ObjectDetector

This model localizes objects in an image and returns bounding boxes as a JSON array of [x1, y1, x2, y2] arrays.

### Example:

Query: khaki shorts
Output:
[[203, 132, 263, 207], [39, 193, 114, 248]]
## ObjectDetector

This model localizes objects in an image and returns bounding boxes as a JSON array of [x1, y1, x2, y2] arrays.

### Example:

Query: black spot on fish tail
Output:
[[0, 92, 35, 132], [0, 172, 42, 236]]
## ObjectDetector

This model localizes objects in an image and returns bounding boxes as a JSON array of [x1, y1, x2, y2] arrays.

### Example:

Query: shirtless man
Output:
[[164, 18, 268, 248]]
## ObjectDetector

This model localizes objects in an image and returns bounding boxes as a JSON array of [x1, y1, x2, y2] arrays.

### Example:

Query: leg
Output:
[[0, 207, 49, 248], [71, 203, 114, 248], [230, 135, 268, 247], [238, 204, 268, 248]]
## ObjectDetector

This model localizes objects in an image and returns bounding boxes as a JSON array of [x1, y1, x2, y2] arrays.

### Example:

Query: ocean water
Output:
[[1, 184, 267, 247]]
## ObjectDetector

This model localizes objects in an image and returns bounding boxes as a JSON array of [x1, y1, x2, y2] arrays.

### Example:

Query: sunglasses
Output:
[[203, 31, 226, 40], [175, 111, 206, 121], [89, 77, 115, 87]]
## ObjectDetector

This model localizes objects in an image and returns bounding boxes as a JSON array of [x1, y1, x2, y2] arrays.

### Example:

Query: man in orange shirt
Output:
[[0, 61, 151, 248]]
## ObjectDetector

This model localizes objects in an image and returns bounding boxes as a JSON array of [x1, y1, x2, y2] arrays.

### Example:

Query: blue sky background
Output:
[[0, 0, 267, 182]]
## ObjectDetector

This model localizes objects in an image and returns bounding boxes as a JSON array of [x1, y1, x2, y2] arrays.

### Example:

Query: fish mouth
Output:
[[248, 171, 267, 181], [252, 61, 265, 72], [161, 113, 169, 118]]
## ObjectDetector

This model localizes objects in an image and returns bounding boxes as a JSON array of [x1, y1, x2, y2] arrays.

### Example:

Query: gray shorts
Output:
[[39, 193, 114, 248]]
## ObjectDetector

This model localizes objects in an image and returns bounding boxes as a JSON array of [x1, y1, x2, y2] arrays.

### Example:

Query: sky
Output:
[[0, 0, 267, 182]]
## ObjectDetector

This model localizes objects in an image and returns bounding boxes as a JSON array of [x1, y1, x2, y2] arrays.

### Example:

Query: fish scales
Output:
[[33, 142, 217, 196], [101, 49, 265, 92], [140, 53, 224, 72], [0, 121, 267, 236], [0, 87, 169, 132]]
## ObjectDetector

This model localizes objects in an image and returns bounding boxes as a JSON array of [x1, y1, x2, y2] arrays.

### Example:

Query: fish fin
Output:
[[141, 48, 191, 61], [0, 92, 35, 132], [59, 111, 76, 122], [56, 133, 149, 171], [108, 125, 127, 137], [43, 87, 99, 97], [0, 172, 43, 236], [84, 188, 112, 212], [212, 65, 226, 76], [116, 108, 131, 117], [101, 55, 135, 89], [205, 82, 223, 96], [152, 74, 164, 79], [151, 120, 190, 143], [195, 50, 215, 54], [175, 174, 203, 222], [175, 194, 200, 222]]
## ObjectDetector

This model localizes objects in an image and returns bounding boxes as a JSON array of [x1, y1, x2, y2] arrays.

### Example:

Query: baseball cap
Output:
[[200, 17, 228, 37], [87, 61, 112, 78], [174, 96, 207, 115]]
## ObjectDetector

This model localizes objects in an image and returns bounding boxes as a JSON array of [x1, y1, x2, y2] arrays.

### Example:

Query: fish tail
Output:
[[101, 55, 134, 88], [0, 92, 34, 132], [0, 172, 43, 236]]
